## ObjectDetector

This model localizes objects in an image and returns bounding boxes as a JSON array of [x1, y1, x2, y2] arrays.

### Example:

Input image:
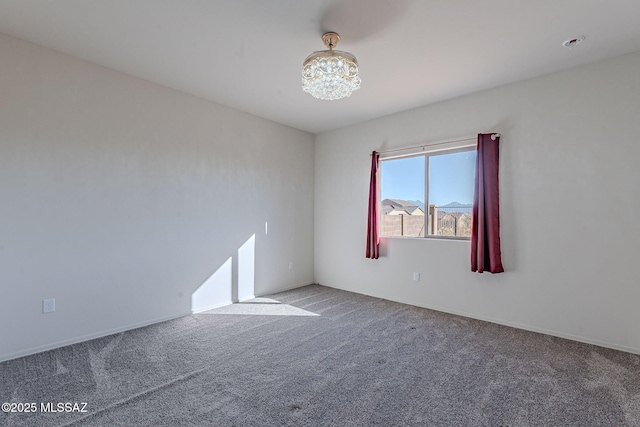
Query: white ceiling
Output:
[[1, 0, 640, 134]]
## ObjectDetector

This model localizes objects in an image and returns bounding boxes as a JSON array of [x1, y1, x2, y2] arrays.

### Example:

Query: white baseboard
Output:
[[418, 301, 640, 356], [255, 281, 316, 297], [1, 282, 318, 363], [320, 284, 640, 356], [0, 311, 188, 363]]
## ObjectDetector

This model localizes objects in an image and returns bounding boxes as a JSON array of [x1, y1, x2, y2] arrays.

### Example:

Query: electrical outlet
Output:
[[413, 272, 420, 282], [43, 298, 56, 313]]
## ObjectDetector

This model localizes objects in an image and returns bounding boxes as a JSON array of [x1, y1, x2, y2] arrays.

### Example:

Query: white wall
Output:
[[0, 33, 315, 362], [315, 52, 640, 354]]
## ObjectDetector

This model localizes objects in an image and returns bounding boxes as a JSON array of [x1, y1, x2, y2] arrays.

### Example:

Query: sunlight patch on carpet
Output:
[[201, 298, 319, 317]]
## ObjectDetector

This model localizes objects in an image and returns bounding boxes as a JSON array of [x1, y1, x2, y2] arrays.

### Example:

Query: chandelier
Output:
[[302, 32, 361, 100]]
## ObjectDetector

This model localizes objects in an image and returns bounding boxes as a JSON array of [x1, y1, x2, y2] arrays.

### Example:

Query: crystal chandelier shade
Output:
[[302, 32, 361, 100]]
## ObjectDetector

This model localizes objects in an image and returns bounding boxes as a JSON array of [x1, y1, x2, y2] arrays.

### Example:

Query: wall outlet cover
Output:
[[43, 298, 56, 313]]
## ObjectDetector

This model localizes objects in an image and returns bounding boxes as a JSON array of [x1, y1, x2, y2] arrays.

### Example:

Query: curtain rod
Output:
[[374, 133, 500, 156]]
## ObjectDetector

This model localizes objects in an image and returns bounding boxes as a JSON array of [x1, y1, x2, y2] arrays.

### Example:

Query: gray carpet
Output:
[[2, 284, 640, 426]]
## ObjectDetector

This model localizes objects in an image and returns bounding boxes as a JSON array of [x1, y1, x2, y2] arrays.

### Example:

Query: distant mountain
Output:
[[392, 200, 471, 210], [383, 199, 473, 210], [440, 201, 471, 208], [438, 201, 472, 213]]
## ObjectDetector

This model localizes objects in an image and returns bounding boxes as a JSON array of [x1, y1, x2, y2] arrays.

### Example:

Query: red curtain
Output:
[[471, 134, 504, 273], [366, 151, 380, 259]]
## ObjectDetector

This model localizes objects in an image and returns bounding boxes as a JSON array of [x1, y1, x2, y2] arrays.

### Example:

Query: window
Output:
[[380, 144, 476, 239]]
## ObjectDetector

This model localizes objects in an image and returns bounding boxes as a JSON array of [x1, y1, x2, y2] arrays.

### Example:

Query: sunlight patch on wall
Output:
[[191, 257, 233, 313], [238, 234, 255, 302]]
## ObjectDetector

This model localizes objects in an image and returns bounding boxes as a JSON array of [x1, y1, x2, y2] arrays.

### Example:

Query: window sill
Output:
[[380, 235, 471, 242]]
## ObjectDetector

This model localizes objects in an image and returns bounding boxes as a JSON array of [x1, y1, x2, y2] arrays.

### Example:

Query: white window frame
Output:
[[379, 139, 477, 241]]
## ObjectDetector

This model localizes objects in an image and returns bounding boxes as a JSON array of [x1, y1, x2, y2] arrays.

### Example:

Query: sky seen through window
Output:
[[381, 151, 476, 206]]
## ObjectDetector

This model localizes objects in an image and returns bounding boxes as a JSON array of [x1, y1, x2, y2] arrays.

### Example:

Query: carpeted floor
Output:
[[1, 284, 640, 426]]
